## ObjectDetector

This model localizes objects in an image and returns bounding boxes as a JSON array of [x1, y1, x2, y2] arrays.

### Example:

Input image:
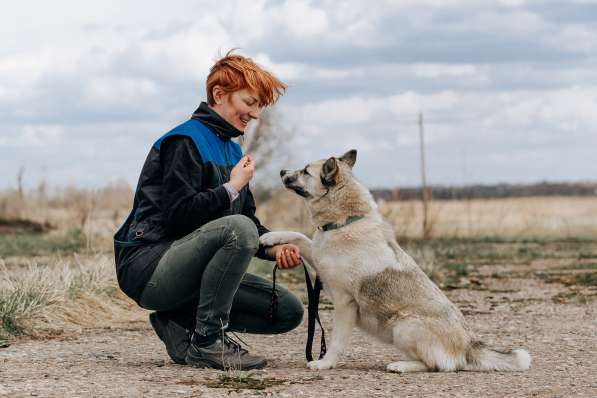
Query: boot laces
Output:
[[223, 331, 249, 354]]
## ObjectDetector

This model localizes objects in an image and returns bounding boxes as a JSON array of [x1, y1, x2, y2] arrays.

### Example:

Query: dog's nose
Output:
[[280, 169, 287, 177], [282, 175, 296, 184]]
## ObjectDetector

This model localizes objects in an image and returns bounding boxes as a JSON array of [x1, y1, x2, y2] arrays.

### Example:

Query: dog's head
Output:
[[279, 149, 357, 201]]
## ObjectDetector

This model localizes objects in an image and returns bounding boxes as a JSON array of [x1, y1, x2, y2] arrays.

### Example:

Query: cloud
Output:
[[284, 85, 597, 186], [269, 1, 329, 38], [1, 0, 596, 189], [16, 125, 65, 147], [300, 96, 383, 125], [389, 91, 460, 116], [412, 63, 480, 79], [85, 77, 160, 105]]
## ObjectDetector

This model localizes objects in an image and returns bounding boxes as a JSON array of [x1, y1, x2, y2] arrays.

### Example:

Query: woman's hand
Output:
[[267, 244, 301, 269], [229, 155, 254, 191]]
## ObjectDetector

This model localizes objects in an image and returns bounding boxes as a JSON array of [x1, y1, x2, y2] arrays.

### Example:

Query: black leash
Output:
[[269, 265, 279, 323], [270, 262, 327, 361], [302, 262, 327, 361]]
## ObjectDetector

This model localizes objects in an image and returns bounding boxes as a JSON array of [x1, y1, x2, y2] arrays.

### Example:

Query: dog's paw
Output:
[[307, 359, 336, 370], [259, 232, 295, 247], [386, 361, 428, 373], [386, 362, 406, 373]]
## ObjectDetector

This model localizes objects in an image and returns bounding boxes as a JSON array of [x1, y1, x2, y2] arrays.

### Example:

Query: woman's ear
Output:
[[320, 157, 339, 186], [212, 85, 225, 105]]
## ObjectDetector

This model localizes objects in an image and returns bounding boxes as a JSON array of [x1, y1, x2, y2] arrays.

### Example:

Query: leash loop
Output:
[[301, 260, 327, 361], [269, 260, 327, 361]]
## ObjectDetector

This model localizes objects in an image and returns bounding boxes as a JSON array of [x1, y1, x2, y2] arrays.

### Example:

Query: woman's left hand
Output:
[[268, 244, 301, 269]]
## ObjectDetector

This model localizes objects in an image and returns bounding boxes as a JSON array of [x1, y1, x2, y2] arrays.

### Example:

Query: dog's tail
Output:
[[464, 341, 531, 372]]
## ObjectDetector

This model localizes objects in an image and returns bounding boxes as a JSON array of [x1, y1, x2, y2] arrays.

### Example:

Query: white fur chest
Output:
[[312, 237, 356, 293], [311, 223, 397, 296]]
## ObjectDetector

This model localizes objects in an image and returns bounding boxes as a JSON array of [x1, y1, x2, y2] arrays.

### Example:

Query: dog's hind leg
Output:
[[386, 361, 428, 373], [392, 319, 468, 372]]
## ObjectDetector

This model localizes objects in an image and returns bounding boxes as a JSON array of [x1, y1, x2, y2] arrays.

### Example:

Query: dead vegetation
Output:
[[0, 185, 595, 345], [0, 254, 137, 340], [0, 185, 595, 396], [0, 218, 54, 235], [201, 372, 287, 390]]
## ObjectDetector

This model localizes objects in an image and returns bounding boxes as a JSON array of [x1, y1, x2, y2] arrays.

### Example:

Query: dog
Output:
[[259, 149, 531, 373]]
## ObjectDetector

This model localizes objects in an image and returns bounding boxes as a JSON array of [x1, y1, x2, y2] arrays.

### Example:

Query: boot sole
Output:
[[185, 353, 267, 371]]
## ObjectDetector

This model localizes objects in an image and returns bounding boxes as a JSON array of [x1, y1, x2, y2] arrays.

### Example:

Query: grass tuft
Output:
[[0, 254, 135, 339], [204, 372, 286, 391], [0, 265, 62, 336]]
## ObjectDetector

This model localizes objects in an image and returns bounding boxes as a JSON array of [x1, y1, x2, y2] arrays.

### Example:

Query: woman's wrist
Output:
[[266, 246, 277, 259], [228, 177, 245, 192]]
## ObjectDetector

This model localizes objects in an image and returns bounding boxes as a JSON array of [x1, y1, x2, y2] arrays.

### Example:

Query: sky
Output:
[[1, 0, 596, 190]]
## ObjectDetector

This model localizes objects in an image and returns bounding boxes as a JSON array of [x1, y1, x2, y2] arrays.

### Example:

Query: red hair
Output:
[[206, 50, 287, 107]]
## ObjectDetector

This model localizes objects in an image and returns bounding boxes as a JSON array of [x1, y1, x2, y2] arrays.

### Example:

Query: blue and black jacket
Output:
[[114, 102, 270, 304]]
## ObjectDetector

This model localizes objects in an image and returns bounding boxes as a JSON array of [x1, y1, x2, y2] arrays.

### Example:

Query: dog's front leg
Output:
[[259, 231, 315, 266], [307, 294, 357, 370]]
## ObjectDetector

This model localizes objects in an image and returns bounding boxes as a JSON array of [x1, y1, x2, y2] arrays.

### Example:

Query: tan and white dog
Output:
[[259, 149, 531, 373]]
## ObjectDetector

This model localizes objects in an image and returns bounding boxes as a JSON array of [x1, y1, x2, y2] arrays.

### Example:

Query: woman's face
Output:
[[211, 87, 263, 133]]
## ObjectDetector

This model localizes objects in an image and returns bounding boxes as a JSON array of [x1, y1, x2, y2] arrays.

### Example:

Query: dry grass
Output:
[[0, 181, 132, 252], [257, 191, 597, 240], [4, 184, 596, 245], [378, 196, 597, 239], [0, 254, 139, 339], [257, 189, 313, 234], [0, 182, 595, 342], [256, 192, 597, 289]]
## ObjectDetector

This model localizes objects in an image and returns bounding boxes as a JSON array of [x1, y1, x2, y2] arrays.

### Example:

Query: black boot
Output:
[[149, 312, 192, 365], [185, 332, 267, 370]]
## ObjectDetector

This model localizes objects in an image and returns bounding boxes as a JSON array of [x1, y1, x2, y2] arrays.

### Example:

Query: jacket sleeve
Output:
[[242, 186, 272, 260], [160, 136, 231, 235]]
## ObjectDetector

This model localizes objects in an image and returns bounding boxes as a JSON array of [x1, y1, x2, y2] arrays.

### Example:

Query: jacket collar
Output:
[[191, 101, 243, 141]]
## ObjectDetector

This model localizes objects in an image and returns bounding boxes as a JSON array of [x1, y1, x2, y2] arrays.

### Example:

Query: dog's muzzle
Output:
[[280, 170, 310, 198]]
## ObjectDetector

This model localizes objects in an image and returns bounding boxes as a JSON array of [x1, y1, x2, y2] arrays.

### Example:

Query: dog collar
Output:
[[319, 215, 365, 232]]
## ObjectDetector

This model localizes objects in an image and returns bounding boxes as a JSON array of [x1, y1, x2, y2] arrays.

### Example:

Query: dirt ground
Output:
[[1, 243, 596, 397]]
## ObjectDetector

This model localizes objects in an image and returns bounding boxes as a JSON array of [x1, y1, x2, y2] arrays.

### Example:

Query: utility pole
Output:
[[17, 167, 25, 200], [418, 112, 431, 239]]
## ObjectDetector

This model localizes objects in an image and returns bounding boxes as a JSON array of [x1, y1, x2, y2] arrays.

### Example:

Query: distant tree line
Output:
[[371, 182, 597, 201]]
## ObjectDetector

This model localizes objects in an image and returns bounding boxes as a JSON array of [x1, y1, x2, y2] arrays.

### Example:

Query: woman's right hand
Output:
[[229, 155, 254, 191]]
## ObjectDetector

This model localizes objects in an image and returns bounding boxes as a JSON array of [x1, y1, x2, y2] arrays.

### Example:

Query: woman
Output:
[[114, 51, 303, 370]]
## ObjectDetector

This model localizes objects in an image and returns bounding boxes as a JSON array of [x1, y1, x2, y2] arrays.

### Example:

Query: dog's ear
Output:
[[339, 149, 357, 168], [321, 157, 339, 186]]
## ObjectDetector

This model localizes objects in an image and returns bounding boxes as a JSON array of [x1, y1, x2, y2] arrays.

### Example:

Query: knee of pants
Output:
[[275, 291, 304, 333], [223, 215, 259, 252]]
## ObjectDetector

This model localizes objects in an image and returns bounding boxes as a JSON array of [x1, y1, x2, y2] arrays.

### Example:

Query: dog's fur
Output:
[[260, 150, 531, 373]]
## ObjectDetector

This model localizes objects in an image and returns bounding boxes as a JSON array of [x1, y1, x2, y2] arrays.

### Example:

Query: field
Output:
[[0, 191, 596, 397], [259, 190, 597, 239]]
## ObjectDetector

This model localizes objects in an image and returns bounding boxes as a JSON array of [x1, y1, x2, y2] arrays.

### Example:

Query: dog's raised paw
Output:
[[259, 232, 292, 247], [307, 359, 335, 370]]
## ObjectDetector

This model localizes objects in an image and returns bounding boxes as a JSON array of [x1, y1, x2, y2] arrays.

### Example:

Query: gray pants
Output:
[[139, 215, 303, 336]]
